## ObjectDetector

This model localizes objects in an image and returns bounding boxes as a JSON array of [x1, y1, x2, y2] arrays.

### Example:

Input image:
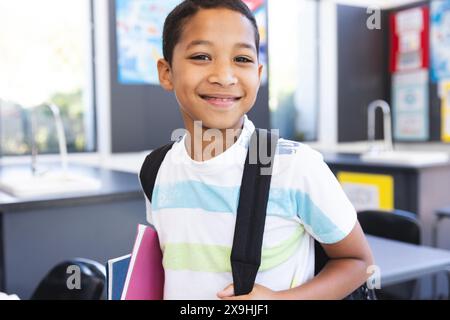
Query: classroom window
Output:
[[268, 0, 319, 141], [0, 0, 96, 156]]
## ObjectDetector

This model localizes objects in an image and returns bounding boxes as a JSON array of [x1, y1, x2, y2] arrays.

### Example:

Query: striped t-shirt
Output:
[[142, 115, 357, 300]]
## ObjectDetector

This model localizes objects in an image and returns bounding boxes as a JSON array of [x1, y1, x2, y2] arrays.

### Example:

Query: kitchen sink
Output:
[[0, 171, 101, 198]]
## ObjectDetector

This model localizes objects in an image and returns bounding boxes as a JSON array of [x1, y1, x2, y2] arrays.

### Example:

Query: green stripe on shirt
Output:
[[163, 226, 304, 272]]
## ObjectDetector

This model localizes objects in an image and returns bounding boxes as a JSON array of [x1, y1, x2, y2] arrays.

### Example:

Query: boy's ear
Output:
[[157, 58, 174, 91], [257, 63, 264, 85]]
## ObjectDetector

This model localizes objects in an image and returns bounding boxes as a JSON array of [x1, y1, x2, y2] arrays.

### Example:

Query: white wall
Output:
[[295, 0, 319, 141], [93, 0, 112, 160], [318, 0, 338, 147]]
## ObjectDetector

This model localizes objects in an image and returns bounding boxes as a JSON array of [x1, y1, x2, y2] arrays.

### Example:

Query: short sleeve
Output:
[[295, 147, 357, 244]]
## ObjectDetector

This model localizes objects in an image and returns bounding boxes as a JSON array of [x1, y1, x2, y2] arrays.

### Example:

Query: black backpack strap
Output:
[[231, 128, 278, 296], [139, 142, 176, 202]]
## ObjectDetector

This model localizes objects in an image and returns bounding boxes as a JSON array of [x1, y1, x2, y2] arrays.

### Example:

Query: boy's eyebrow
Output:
[[235, 42, 257, 52], [186, 40, 212, 50], [186, 40, 256, 52]]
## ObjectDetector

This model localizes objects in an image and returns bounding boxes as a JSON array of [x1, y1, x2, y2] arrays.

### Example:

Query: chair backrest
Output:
[[31, 258, 106, 300], [357, 209, 421, 245], [357, 209, 421, 300]]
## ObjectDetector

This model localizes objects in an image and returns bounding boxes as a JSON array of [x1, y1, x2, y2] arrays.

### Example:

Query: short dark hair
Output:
[[162, 0, 260, 66]]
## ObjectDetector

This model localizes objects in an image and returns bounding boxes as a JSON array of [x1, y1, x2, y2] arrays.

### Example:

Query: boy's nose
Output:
[[208, 63, 237, 87]]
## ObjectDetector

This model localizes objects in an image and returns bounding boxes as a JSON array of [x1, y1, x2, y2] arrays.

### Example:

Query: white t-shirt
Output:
[[0, 292, 20, 300], [143, 115, 357, 300]]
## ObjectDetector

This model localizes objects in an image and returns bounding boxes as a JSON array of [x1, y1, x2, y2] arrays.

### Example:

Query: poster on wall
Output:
[[390, 6, 429, 73], [431, 0, 450, 82], [392, 69, 429, 141], [242, 0, 268, 84], [116, 0, 268, 85], [442, 81, 450, 142], [116, 0, 181, 85]]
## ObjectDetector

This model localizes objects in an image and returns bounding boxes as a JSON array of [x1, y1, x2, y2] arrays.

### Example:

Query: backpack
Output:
[[139, 128, 376, 299]]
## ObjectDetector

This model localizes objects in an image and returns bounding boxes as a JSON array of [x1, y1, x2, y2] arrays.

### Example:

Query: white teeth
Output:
[[202, 96, 238, 101]]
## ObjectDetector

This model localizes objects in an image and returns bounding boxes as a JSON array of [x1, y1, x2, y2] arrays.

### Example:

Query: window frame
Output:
[[0, 0, 98, 157]]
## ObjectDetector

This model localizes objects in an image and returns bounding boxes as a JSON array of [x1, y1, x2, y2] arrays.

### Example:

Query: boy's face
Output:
[[158, 8, 263, 131]]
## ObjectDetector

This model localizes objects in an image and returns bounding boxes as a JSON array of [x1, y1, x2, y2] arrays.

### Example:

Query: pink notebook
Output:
[[121, 224, 164, 300]]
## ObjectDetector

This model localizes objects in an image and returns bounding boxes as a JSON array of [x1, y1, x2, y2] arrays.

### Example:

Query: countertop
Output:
[[321, 152, 450, 170], [0, 162, 143, 212], [309, 140, 450, 170]]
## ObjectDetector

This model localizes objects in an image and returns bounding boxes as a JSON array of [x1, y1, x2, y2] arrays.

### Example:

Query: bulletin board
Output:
[[115, 0, 182, 85], [388, 4, 438, 142], [431, 0, 450, 83], [242, 0, 268, 84]]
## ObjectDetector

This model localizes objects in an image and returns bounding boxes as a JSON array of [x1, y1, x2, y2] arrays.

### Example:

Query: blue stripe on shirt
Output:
[[153, 180, 345, 243]]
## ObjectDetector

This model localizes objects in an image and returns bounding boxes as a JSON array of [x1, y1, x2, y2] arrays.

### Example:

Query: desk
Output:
[[324, 153, 450, 249], [0, 163, 146, 299], [367, 235, 450, 289]]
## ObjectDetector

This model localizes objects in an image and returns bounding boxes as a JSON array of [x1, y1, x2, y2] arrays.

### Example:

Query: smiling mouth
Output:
[[199, 95, 242, 102], [198, 94, 242, 108]]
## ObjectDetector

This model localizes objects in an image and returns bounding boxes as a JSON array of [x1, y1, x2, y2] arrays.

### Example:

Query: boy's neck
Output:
[[183, 116, 245, 162]]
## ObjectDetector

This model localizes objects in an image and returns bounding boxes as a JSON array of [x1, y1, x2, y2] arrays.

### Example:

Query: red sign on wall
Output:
[[242, 0, 264, 11], [390, 6, 429, 73]]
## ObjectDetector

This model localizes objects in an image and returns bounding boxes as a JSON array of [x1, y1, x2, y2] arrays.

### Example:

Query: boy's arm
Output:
[[277, 221, 374, 300], [218, 221, 374, 300]]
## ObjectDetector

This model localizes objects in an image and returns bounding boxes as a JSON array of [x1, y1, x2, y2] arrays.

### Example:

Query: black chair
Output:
[[358, 209, 421, 300], [434, 206, 450, 247], [31, 258, 106, 300], [433, 206, 450, 299]]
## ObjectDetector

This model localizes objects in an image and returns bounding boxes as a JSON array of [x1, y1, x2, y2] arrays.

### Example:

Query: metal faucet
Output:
[[367, 100, 393, 153], [30, 103, 68, 175]]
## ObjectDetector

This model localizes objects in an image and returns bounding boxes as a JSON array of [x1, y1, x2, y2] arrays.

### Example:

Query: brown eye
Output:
[[235, 56, 253, 63], [190, 55, 211, 61]]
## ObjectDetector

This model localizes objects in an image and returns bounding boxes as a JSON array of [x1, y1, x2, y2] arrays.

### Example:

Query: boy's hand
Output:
[[217, 283, 279, 300]]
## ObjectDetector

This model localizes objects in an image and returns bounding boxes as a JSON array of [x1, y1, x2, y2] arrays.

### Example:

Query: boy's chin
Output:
[[196, 114, 245, 131]]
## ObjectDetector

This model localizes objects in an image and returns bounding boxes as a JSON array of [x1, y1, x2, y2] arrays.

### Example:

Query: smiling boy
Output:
[[145, 0, 374, 300], [158, 2, 262, 160]]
